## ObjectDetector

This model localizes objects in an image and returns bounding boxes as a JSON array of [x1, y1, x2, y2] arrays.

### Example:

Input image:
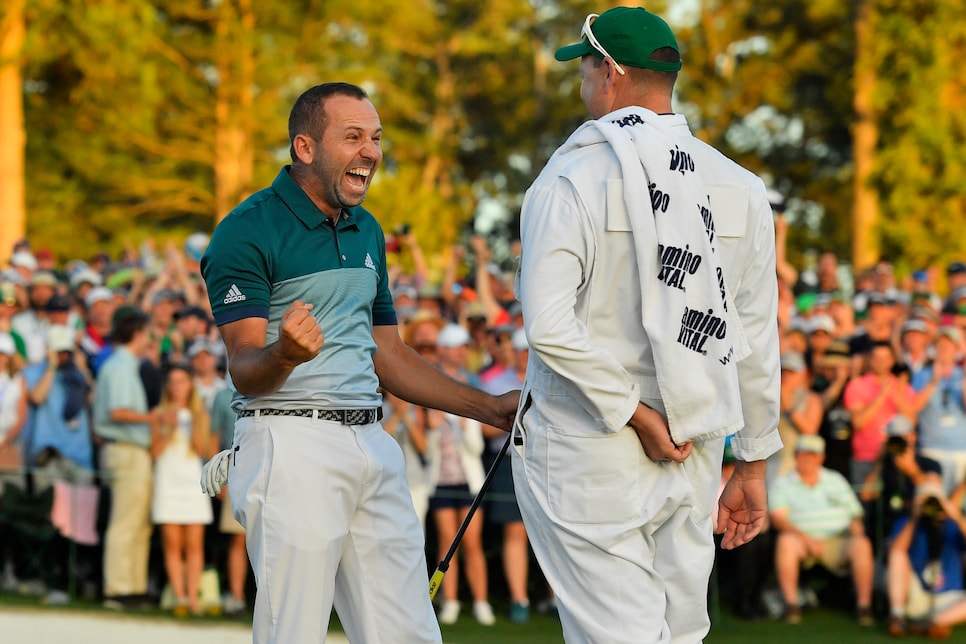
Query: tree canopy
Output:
[[2, 0, 964, 277]]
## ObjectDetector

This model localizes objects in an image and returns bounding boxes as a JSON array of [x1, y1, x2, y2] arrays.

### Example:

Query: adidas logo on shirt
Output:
[[364, 253, 376, 271], [223, 284, 247, 304]]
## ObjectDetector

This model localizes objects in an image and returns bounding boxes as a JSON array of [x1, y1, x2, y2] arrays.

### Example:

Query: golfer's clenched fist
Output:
[[278, 300, 324, 364]]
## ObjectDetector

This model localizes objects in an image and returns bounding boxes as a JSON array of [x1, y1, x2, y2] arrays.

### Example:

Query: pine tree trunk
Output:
[[0, 1, 26, 262], [852, 0, 879, 272], [214, 0, 255, 224]]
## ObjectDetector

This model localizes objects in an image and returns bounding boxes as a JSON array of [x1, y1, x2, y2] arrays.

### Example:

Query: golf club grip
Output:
[[428, 568, 445, 600]]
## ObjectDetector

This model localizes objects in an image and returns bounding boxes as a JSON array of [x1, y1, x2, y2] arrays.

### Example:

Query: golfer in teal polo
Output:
[[200, 82, 520, 644]]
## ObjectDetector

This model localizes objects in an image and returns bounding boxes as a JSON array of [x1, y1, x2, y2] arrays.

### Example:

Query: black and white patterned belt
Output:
[[237, 407, 383, 425]]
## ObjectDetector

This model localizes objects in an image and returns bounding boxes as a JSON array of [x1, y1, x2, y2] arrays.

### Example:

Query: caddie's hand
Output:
[[630, 403, 692, 463], [278, 300, 323, 364], [200, 448, 232, 497], [716, 460, 768, 549]]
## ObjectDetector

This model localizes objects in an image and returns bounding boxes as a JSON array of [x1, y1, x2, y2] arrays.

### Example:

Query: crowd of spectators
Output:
[[713, 193, 966, 639], [0, 236, 237, 616], [3, 210, 966, 638], [0, 231, 555, 626]]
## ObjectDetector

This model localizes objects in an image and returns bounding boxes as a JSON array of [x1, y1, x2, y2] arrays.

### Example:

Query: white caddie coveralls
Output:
[[513, 110, 782, 643]]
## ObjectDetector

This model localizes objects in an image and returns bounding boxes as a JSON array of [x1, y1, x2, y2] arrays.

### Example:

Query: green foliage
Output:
[[674, 0, 857, 264], [870, 0, 966, 270], [18, 0, 600, 267], [13, 0, 966, 274]]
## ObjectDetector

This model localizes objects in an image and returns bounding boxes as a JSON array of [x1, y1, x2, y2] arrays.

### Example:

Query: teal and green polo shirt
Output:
[[201, 166, 397, 411]]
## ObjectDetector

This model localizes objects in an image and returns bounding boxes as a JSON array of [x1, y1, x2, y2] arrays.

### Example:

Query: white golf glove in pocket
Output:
[[201, 448, 232, 496]]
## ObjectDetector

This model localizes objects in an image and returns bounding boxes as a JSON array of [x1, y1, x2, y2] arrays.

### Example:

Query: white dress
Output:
[[0, 372, 24, 441], [152, 408, 213, 525]]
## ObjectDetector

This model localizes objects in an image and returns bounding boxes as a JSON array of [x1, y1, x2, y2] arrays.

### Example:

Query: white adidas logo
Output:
[[364, 253, 376, 271], [223, 284, 247, 304]]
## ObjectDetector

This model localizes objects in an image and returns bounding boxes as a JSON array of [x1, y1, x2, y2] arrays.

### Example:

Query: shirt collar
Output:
[[272, 166, 359, 230]]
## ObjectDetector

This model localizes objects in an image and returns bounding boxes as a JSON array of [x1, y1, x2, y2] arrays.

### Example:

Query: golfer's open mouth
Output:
[[346, 167, 370, 189]]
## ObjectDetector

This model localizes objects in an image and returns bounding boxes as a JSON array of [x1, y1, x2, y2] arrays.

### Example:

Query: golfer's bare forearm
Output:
[[228, 344, 300, 397], [382, 360, 493, 423]]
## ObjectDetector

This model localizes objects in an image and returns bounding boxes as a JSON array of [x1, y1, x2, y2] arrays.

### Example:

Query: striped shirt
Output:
[[769, 467, 862, 538]]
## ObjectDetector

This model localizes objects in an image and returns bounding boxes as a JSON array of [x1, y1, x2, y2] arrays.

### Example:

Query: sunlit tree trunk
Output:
[[852, 0, 879, 271], [214, 0, 255, 224], [0, 1, 26, 262]]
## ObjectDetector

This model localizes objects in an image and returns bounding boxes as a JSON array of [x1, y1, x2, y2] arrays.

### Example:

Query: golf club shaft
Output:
[[429, 430, 513, 600]]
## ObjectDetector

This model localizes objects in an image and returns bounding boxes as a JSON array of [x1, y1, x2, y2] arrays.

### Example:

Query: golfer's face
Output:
[[313, 95, 383, 213]]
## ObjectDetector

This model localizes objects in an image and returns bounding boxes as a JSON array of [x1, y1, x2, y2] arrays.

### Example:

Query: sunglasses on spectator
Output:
[[581, 13, 626, 76]]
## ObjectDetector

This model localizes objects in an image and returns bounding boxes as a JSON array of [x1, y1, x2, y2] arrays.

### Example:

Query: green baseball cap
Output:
[[555, 7, 682, 72]]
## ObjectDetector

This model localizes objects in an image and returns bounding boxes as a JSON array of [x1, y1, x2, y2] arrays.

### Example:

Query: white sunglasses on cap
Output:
[[582, 13, 626, 76]]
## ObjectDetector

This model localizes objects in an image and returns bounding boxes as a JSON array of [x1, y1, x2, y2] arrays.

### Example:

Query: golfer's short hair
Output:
[[288, 82, 369, 162]]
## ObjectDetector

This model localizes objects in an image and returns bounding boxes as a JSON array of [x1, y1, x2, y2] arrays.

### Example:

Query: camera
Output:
[[393, 223, 410, 236], [921, 495, 944, 521], [885, 435, 908, 456]]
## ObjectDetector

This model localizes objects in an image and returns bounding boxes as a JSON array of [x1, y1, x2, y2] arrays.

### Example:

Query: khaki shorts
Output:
[[906, 569, 966, 620], [802, 535, 850, 575], [219, 491, 246, 535]]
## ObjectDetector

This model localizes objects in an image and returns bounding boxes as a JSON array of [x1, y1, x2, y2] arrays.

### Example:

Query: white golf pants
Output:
[[229, 413, 441, 644], [512, 404, 723, 644]]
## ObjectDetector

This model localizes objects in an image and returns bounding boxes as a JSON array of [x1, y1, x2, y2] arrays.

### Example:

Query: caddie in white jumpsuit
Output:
[[513, 8, 782, 643]]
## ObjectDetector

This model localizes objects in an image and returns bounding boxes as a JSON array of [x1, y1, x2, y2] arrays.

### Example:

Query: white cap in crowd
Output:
[[84, 286, 114, 309], [187, 339, 223, 359], [808, 314, 835, 335], [511, 327, 529, 352], [70, 268, 103, 291], [795, 434, 825, 455], [899, 319, 929, 336], [937, 326, 963, 344], [437, 323, 470, 349], [885, 415, 914, 437], [9, 251, 37, 271]]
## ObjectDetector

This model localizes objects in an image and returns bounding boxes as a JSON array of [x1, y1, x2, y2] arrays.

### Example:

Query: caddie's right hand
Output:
[[629, 402, 692, 464], [278, 300, 324, 364], [201, 448, 232, 497]]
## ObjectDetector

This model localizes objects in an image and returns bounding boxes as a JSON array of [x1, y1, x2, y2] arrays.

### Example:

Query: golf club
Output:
[[427, 384, 543, 602], [428, 430, 512, 600]]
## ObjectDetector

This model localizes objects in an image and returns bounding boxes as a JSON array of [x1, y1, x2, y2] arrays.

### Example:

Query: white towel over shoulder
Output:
[[552, 107, 750, 443]]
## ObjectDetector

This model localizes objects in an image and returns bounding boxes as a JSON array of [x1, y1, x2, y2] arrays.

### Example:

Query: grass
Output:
[[331, 605, 568, 644], [330, 601, 950, 643], [2, 591, 953, 643], [708, 607, 939, 643]]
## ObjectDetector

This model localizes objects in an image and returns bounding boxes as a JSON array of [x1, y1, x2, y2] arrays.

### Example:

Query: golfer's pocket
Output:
[[546, 426, 642, 525]]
